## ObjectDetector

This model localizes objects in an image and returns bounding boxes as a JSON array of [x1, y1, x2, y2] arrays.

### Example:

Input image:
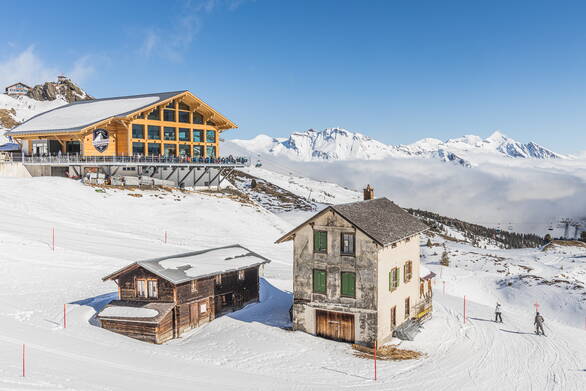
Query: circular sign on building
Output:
[[93, 128, 110, 153]]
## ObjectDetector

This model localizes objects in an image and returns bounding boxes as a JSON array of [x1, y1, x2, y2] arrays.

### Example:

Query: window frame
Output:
[[132, 124, 145, 139], [340, 271, 356, 298], [389, 267, 400, 292], [147, 125, 161, 140], [136, 278, 158, 298], [391, 306, 397, 328], [405, 297, 410, 318], [312, 269, 327, 294], [313, 230, 328, 254], [340, 232, 355, 256], [404, 261, 413, 283], [191, 280, 198, 293], [238, 270, 245, 281], [163, 126, 176, 141]]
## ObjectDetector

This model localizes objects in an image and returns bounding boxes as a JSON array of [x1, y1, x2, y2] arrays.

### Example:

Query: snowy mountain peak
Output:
[[229, 128, 564, 167]]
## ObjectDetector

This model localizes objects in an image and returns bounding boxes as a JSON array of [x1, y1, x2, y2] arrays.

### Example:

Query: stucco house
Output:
[[276, 189, 431, 347]]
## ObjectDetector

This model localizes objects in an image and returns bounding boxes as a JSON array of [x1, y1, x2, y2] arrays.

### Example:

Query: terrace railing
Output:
[[9, 153, 251, 166]]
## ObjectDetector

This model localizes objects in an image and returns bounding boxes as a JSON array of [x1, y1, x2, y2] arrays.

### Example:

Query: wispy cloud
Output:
[[137, 0, 251, 62], [0, 46, 102, 87]]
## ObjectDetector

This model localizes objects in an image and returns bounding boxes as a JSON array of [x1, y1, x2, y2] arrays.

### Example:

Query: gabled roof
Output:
[[5, 82, 31, 89], [275, 198, 429, 247], [103, 244, 271, 285], [7, 90, 237, 136]]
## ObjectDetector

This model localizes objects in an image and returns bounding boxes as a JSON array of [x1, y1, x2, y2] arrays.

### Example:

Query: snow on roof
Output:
[[99, 306, 158, 318], [7, 91, 183, 136], [420, 264, 435, 280], [104, 244, 271, 285]]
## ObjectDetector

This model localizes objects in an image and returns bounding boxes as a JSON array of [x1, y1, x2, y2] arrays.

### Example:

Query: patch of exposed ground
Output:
[[352, 344, 424, 361]]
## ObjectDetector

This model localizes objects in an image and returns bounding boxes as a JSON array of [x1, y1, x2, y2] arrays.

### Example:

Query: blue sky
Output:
[[1, 0, 586, 152]]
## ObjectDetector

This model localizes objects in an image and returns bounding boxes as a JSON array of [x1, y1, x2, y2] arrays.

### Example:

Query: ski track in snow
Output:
[[0, 177, 584, 390]]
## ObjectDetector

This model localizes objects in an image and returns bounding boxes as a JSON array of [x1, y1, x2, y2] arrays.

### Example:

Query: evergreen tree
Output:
[[426, 238, 433, 247], [440, 250, 450, 267]]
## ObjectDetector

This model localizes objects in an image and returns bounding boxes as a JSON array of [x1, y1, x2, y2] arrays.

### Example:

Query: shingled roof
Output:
[[276, 197, 429, 246]]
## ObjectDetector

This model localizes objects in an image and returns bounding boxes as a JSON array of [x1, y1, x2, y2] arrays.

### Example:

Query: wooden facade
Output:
[[11, 91, 235, 159], [98, 264, 262, 344]]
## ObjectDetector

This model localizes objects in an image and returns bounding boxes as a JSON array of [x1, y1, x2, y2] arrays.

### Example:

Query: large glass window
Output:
[[132, 142, 145, 155], [193, 145, 204, 157], [178, 102, 190, 111], [206, 145, 216, 158], [166, 102, 176, 109], [178, 128, 190, 141], [341, 272, 356, 298], [341, 233, 355, 255], [312, 269, 326, 294], [179, 144, 191, 157], [164, 144, 177, 156], [148, 143, 161, 156], [193, 112, 204, 124], [163, 109, 176, 122], [164, 127, 176, 141], [192, 129, 203, 142], [178, 111, 190, 123], [314, 230, 327, 253], [148, 125, 161, 140], [147, 108, 160, 121], [206, 130, 216, 143], [132, 124, 145, 139]]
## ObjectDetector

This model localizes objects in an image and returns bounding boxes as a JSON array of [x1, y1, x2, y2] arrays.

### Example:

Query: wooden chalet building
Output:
[[98, 244, 270, 344], [276, 188, 433, 347], [6, 91, 247, 187], [5, 82, 31, 96]]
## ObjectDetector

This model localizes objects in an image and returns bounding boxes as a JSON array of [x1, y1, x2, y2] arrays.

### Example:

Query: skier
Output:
[[494, 302, 503, 323], [534, 312, 545, 336]]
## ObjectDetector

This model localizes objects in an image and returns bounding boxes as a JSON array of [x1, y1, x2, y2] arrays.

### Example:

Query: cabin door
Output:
[[190, 302, 199, 327], [316, 310, 355, 343]]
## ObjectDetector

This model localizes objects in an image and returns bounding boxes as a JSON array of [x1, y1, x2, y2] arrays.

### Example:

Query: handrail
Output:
[[9, 153, 250, 166]]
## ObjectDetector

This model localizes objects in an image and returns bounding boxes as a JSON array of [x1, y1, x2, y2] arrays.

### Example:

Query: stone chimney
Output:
[[363, 184, 374, 201]]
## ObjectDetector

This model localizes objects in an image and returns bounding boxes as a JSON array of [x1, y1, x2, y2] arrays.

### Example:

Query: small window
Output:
[[147, 143, 161, 156], [163, 109, 176, 122], [178, 128, 190, 141], [192, 129, 203, 142], [200, 303, 207, 313], [206, 145, 216, 158], [178, 111, 190, 123], [164, 127, 176, 141], [137, 279, 146, 298], [178, 102, 190, 111], [193, 112, 204, 124], [148, 125, 161, 140], [313, 230, 327, 253], [191, 280, 197, 293], [405, 297, 410, 318], [215, 274, 222, 285], [132, 142, 145, 155], [206, 130, 216, 143], [341, 233, 355, 255], [147, 280, 158, 298], [312, 269, 326, 294], [238, 270, 245, 281], [166, 102, 176, 109], [389, 267, 400, 292], [403, 261, 412, 283], [147, 108, 160, 121], [391, 306, 397, 328], [132, 124, 145, 139], [193, 145, 204, 157], [341, 272, 356, 298]]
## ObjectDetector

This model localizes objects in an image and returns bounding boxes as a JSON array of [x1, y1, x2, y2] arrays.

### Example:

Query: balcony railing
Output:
[[7, 153, 250, 166]]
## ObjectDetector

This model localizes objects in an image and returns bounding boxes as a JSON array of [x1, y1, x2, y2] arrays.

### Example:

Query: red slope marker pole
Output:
[[22, 344, 25, 377], [374, 341, 377, 381], [63, 304, 67, 329]]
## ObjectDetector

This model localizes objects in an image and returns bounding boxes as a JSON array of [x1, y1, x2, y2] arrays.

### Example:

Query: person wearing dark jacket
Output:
[[495, 302, 503, 323], [534, 312, 545, 336]]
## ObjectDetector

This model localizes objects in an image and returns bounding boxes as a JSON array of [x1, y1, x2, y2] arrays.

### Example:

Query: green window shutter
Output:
[[313, 269, 326, 293], [397, 267, 401, 287], [341, 272, 356, 297], [389, 271, 392, 291], [314, 231, 327, 253]]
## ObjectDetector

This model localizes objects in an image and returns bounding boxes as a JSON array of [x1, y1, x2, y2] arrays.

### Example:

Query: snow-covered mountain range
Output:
[[230, 128, 564, 167]]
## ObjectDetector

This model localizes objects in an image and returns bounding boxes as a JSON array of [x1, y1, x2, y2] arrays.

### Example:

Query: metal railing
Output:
[[8, 153, 250, 166]]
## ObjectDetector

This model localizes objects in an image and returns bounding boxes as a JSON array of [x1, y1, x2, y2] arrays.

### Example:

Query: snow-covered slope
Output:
[[229, 128, 563, 166], [0, 175, 584, 389]]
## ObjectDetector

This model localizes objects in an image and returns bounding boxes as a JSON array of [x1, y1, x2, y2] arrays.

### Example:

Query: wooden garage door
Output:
[[316, 310, 355, 343]]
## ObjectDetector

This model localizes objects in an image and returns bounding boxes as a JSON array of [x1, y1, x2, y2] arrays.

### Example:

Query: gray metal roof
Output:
[[7, 91, 185, 136], [103, 244, 271, 285], [275, 197, 429, 247], [331, 198, 429, 246]]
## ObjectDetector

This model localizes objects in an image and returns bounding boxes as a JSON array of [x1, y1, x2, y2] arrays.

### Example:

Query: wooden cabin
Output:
[[276, 188, 433, 347], [7, 90, 236, 158], [98, 244, 271, 344]]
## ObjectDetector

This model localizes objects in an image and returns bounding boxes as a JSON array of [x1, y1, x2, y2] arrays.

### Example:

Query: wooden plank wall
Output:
[[117, 267, 175, 302]]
